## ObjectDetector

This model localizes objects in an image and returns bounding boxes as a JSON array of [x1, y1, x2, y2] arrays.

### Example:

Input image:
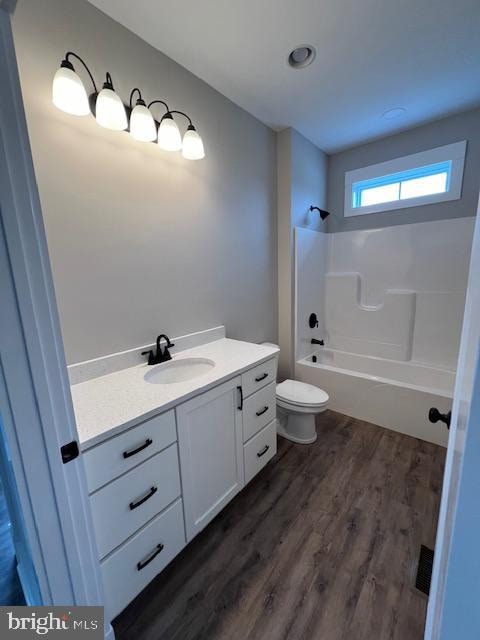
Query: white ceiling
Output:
[[88, 0, 480, 153]]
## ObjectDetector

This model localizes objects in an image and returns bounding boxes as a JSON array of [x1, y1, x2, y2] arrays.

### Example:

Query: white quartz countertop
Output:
[[72, 338, 279, 450]]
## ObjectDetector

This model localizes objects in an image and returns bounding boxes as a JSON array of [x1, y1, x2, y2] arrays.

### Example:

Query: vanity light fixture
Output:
[[52, 52, 96, 116], [168, 111, 205, 160], [148, 100, 182, 151], [129, 89, 156, 142], [158, 114, 183, 151], [52, 51, 205, 159], [95, 73, 128, 131], [182, 125, 205, 160]]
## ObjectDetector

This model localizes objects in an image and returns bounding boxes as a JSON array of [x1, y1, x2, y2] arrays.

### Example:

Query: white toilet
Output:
[[276, 379, 329, 444], [262, 343, 329, 444]]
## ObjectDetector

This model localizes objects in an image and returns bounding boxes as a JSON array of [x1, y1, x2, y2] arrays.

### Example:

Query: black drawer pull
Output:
[[237, 385, 243, 410], [129, 486, 158, 511], [257, 445, 270, 458], [256, 406, 269, 417], [255, 373, 268, 382], [137, 543, 164, 571], [123, 438, 153, 459]]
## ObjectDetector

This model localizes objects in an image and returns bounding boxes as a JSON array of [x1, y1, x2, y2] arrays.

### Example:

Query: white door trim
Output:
[[0, 7, 113, 637]]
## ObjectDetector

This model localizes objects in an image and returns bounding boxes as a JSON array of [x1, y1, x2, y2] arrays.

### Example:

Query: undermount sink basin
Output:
[[144, 357, 215, 385]]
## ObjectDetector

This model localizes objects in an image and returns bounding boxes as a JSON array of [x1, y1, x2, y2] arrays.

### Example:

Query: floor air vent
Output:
[[416, 545, 434, 595]]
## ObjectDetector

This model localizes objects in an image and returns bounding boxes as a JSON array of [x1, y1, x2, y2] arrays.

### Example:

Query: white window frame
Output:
[[344, 140, 467, 217]]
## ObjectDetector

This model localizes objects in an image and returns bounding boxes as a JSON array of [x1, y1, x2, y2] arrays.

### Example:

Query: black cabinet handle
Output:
[[123, 438, 153, 459], [255, 373, 268, 382], [129, 486, 158, 511], [137, 543, 164, 571], [237, 385, 243, 410], [256, 406, 269, 417], [429, 407, 451, 429], [257, 445, 270, 458]]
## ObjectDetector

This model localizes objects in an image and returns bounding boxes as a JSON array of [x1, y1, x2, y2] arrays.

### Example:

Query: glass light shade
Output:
[[129, 104, 156, 142], [157, 115, 182, 151], [52, 66, 90, 116], [182, 126, 205, 160], [95, 88, 128, 131]]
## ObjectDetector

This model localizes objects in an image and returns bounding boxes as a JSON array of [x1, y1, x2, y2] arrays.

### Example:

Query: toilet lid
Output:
[[276, 379, 329, 406]]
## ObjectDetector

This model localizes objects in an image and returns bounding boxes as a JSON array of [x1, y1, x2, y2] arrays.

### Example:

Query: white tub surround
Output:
[[295, 218, 474, 370], [305, 349, 454, 391], [325, 273, 416, 360], [72, 335, 278, 450], [294, 227, 329, 362], [325, 217, 474, 370], [294, 219, 474, 445], [72, 330, 278, 619]]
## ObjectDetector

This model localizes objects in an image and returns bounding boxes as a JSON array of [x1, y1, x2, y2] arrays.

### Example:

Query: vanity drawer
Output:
[[241, 358, 277, 398], [101, 498, 185, 619], [90, 443, 181, 559], [244, 420, 277, 485], [243, 382, 276, 443], [83, 410, 176, 493]]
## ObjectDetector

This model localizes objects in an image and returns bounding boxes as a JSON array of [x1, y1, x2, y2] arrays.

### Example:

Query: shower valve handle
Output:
[[309, 313, 319, 329], [428, 407, 451, 429]]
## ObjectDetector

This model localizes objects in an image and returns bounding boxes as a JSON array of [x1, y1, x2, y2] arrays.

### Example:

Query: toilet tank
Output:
[[261, 342, 279, 350]]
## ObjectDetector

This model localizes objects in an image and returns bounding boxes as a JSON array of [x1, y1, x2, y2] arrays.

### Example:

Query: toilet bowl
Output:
[[276, 379, 329, 443], [261, 343, 329, 444]]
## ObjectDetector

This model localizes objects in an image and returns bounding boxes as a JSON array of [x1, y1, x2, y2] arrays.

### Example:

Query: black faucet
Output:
[[142, 334, 175, 365], [311, 338, 324, 346]]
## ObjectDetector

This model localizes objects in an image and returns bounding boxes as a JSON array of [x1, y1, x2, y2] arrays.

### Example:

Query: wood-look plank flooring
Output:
[[0, 477, 25, 606], [114, 411, 445, 640]]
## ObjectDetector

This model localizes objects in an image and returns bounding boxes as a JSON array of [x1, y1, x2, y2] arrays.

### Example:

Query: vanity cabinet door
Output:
[[176, 376, 244, 541]]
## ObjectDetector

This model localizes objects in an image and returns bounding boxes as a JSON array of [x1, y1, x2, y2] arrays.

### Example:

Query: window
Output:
[[344, 141, 466, 217]]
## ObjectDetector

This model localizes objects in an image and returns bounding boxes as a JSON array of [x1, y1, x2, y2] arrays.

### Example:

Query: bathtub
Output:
[[295, 349, 454, 446]]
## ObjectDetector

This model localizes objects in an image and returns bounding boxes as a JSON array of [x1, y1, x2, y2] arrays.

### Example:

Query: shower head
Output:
[[309, 205, 330, 221]]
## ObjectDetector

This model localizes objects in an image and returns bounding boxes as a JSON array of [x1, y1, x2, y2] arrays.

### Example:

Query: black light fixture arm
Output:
[[148, 99, 171, 115], [310, 205, 330, 221], [64, 51, 98, 93], [167, 110, 193, 126], [129, 87, 145, 108], [54, 48, 205, 158], [102, 72, 116, 90]]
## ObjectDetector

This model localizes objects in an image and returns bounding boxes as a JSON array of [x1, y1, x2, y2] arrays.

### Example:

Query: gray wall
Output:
[[11, 0, 277, 364], [291, 131, 329, 232], [277, 128, 327, 378], [327, 108, 480, 233]]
